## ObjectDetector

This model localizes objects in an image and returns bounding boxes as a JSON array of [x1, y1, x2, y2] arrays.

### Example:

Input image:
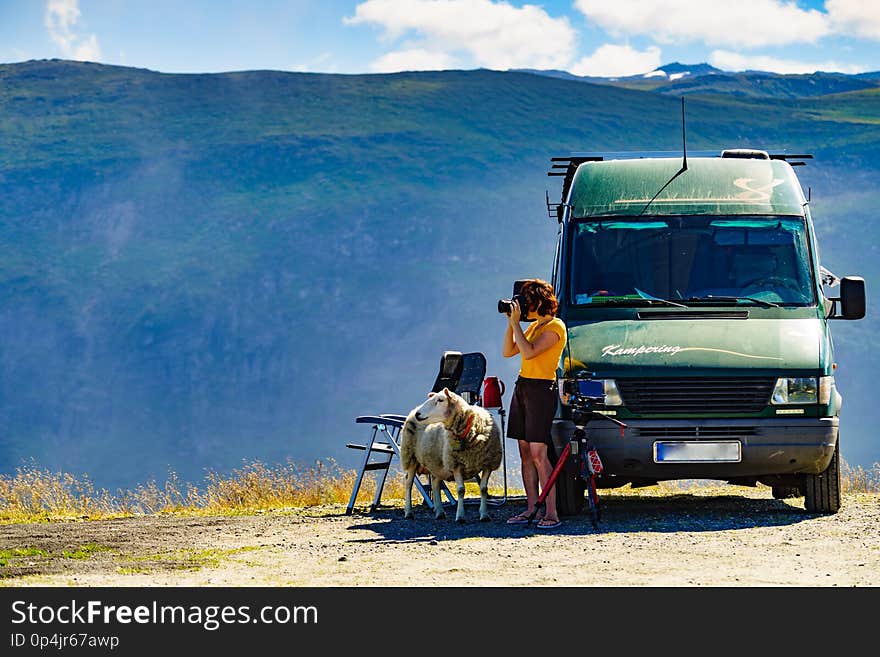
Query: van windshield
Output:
[[569, 216, 815, 306]]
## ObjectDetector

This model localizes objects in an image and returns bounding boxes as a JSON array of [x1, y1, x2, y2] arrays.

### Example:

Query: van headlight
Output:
[[558, 378, 623, 407], [602, 380, 623, 406], [771, 377, 818, 404]]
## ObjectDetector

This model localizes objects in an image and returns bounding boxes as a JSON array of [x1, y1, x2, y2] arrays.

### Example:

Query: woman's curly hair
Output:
[[520, 279, 559, 317]]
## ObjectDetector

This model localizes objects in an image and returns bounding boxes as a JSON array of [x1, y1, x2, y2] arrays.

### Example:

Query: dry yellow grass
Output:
[[841, 460, 880, 494], [0, 458, 877, 524], [0, 459, 407, 523]]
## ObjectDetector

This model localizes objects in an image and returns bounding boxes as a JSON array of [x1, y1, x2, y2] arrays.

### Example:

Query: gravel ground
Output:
[[1, 488, 878, 587]]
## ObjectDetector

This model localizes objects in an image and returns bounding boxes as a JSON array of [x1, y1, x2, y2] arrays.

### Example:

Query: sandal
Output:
[[536, 518, 562, 529], [506, 512, 534, 525]]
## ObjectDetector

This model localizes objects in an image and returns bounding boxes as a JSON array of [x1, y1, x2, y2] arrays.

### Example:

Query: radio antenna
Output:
[[638, 96, 690, 216], [681, 96, 688, 171]]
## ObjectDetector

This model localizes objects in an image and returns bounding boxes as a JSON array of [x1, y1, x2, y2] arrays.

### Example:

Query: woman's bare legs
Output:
[[529, 442, 558, 523], [518, 439, 539, 515]]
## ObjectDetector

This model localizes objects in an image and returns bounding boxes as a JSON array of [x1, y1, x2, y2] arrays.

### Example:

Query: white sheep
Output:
[[400, 387, 503, 522]]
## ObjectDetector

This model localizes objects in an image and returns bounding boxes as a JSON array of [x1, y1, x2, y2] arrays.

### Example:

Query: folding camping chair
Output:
[[345, 350, 507, 514]]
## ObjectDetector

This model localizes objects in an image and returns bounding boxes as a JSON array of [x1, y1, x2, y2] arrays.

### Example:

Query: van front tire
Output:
[[803, 441, 841, 514]]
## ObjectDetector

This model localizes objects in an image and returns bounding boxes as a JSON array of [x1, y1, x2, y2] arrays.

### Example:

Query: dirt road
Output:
[[1, 489, 878, 587]]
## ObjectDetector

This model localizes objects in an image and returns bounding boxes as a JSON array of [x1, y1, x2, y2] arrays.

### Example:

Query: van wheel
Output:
[[771, 485, 802, 499], [803, 441, 841, 514]]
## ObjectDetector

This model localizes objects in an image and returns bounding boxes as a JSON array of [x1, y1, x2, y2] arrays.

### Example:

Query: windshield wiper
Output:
[[644, 298, 688, 308], [686, 295, 780, 308], [633, 288, 688, 308], [579, 297, 688, 308]]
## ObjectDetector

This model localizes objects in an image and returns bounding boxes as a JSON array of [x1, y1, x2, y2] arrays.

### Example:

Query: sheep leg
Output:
[[432, 476, 445, 520], [403, 467, 416, 519], [478, 468, 491, 521], [453, 469, 466, 523]]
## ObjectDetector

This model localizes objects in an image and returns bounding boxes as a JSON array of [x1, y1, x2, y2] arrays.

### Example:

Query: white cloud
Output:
[[45, 0, 101, 61], [73, 34, 101, 62], [292, 52, 338, 73], [826, 0, 880, 40], [345, 0, 576, 71], [369, 48, 459, 73], [710, 49, 867, 74], [570, 43, 662, 77], [574, 0, 830, 48]]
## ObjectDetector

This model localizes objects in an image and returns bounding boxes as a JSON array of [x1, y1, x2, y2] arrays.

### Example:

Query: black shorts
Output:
[[506, 377, 558, 444]]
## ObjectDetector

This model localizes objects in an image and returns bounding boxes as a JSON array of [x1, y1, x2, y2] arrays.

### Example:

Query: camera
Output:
[[498, 280, 528, 314], [563, 377, 604, 424]]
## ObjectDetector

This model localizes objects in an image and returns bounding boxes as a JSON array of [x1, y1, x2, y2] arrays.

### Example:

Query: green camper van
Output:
[[548, 150, 865, 514]]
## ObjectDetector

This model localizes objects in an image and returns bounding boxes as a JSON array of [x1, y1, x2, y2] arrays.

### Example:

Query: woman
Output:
[[501, 279, 567, 529]]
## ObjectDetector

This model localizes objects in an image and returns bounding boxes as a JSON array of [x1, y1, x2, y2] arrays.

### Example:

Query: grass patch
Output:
[[117, 567, 151, 575], [1, 545, 111, 569], [0, 459, 393, 523], [0, 547, 50, 567], [61, 544, 113, 560], [1, 458, 877, 525], [842, 461, 880, 494], [122, 546, 263, 572]]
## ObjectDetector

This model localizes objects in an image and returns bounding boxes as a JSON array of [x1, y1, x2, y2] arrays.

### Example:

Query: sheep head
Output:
[[413, 387, 465, 425]]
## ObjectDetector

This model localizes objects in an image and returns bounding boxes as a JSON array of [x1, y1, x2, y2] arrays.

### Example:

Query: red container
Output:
[[482, 376, 505, 409]]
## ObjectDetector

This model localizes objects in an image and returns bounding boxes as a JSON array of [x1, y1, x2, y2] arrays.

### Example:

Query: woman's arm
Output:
[[510, 322, 560, 360], [504, 299, 560, 360], [502, 324, 519, 358]]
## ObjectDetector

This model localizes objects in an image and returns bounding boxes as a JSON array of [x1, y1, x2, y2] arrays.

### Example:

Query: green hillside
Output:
[[1, 60, 877, 488]]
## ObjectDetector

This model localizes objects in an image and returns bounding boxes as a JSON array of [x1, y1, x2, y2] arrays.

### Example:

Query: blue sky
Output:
[[1, 1, 878, 76]]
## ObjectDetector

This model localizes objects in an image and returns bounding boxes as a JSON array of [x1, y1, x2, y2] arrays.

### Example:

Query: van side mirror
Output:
[[833, 276, 865, 320]]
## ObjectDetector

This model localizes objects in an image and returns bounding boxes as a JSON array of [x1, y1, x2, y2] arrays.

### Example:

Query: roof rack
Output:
[[768, 153, 813, 167], [720, 149, 814, 166], [721, 148, 770, 160], [548, 156, 603, 205]]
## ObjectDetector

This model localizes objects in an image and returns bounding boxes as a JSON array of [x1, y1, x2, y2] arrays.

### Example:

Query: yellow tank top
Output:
[[519, 317, 567, 380]]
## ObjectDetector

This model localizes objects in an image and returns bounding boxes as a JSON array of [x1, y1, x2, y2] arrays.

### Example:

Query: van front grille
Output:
[[637, 426, 758, 438], [616, 378, 775, 414]]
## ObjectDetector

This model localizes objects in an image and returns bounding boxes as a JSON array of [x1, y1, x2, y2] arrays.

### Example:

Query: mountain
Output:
[[640, 62, 723, 80], [513, 62, 723, 87], [511, 68, 602, 83], [655, 70, 879, 98], [516, 62, 880, 97], [1, 60, 879, 489], [855, 70, 880, 82]]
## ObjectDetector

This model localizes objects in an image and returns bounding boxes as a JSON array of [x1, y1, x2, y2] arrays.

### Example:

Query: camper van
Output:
[[547, 150, 865, 514]]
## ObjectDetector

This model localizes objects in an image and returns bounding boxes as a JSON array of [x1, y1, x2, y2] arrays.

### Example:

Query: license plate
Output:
[[653, 440, 742, 463]]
